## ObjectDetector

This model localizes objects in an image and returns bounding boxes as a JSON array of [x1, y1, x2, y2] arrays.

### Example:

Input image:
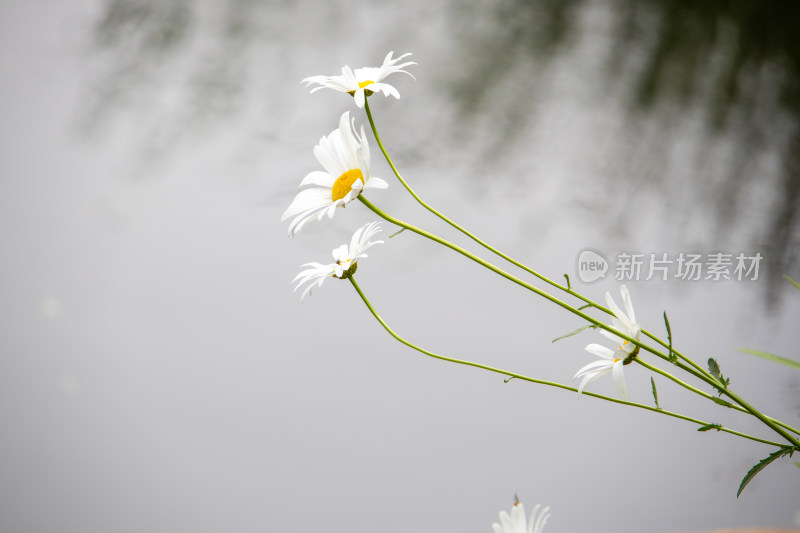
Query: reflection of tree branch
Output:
[[94, 0, 190, 55], [448, 0, 800, 302], [615, 0, 800, 302], [450, 0, 581, 116], [83, 0, 799, 300], [81, 0, 289, 160]]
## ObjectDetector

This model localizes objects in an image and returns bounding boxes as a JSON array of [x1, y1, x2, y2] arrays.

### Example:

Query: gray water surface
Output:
[[1, 1, 799, 532]]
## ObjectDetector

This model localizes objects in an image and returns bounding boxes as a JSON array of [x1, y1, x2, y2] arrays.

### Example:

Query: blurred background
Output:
[[1, 0, 799, 532]]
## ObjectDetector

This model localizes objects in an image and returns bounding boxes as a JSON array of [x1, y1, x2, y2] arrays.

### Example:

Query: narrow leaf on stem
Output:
[[708, 358, 722, 380], [711, 397, 733, 408], [664, 312, 677, 364], [552, 324, 595, 343], [708, 357, 731, 393], [651, 377, 660, 409], [737, 447, 797, 498]]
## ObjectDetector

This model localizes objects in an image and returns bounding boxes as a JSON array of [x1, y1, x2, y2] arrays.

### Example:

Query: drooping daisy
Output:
[[302, 51, 416, 108], [292, 221, 383, 299], [492, 501, 551, 533], [282, 112, 388, 236], [574, 285, 641, 400]]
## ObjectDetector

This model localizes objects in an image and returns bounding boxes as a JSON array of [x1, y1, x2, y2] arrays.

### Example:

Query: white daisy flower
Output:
[[574, 285, 641, 401], [282, 112, 388, 236], [492, 501, 551, 533], [292, 222, 383, 299], [302, 51, 416, 108]]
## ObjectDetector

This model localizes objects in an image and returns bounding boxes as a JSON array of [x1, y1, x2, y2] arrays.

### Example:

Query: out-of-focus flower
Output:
[[302, 51, 416, 108], [492, 501, 551, 533], [282, 112, 387, 236], [292, 222, 383, 299]]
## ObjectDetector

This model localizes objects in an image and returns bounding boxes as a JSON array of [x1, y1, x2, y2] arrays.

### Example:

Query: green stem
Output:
[[360, 195, 677, 368], [639, 355, 800, 437], [637, 334, 800, 437], [719, 388, 800, 446], [635, 359, 717, 400], [358, 195, 800, 447], [363, 103, 800, 445], [365, 100, 720, 396], [641, 328, 718, 384], [364, 99, 585, 302], [347, 275, 783, 448], [635, 358, 800, 437]]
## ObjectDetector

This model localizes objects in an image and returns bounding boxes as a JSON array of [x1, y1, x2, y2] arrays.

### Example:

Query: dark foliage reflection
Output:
[[83, 0, 799, 301], [448, 0, 800, 300]]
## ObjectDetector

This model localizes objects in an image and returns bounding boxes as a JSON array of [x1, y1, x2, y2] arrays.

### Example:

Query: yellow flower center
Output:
[[331, 168, 364, 201], [336, 259, 358, 279], [347, 80, 375, 96]]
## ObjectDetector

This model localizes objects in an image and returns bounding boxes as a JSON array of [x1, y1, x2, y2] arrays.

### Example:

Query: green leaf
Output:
[[707, 357, 730, 391], [650, 377, 660, 409], [737, 447, 796, 498], [794, 461, 800, 469], [711, 397, 733, 408], [663, 312, 677, 364], [708, 358, 721, 380], [784, 274, 800, 292], [552, 324, 595, 343], [736, 348, 800, 371], [697, 423, 722, 432]]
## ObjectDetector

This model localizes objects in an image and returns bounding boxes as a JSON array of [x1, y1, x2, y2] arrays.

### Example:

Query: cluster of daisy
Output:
[[284, 54, 562, 530], [283, 49, 642, 399], [281, 50, 800, 512], [282, 52, 415, 298]]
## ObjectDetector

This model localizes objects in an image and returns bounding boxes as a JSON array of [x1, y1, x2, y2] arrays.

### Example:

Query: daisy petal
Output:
[[290, 222, 384, 299], [282, 112, 386, 235], [302, 52, 416, 107], [585, 343, 617, 359], [620, 284, 637, 325], [611, 360, 630, 401]]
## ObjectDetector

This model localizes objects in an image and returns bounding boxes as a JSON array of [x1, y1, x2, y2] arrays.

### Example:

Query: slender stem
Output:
[[635, 359, 717, 400], [639, 358, 800, 437], [719, 388, 800, 446], [363, 103, 800, 445], [641, 328, 717, 383], [638, 357, 800, 436], [768, 416, 800, 436], [364, 99, 586, 301], [642, 331, 800, 436], [360, 195, 678, 370], [357, 195, 800, 448], [347, 275, 784, 448], [365, 100, 721, 395]]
